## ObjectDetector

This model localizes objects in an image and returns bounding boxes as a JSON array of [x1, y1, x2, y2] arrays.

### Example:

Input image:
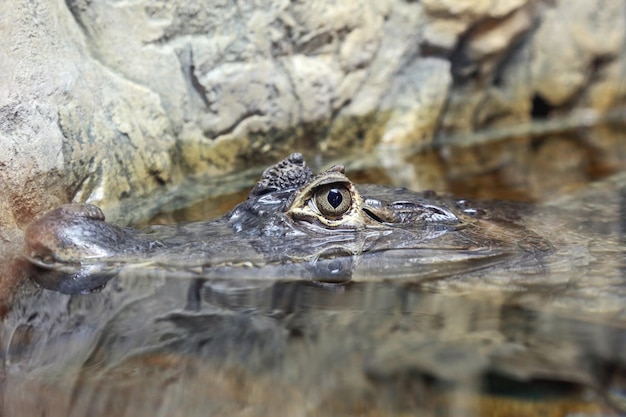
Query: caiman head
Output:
[[23, 153, 551, 294], [224, 153, 551, 284], [232, 153, 460, 232]]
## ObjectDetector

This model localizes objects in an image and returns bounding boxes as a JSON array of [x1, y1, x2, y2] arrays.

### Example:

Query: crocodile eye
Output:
[[314, 184, 352, 219]]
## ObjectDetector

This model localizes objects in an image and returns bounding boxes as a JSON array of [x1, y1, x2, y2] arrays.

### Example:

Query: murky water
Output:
[[2, 123, 626, 417]]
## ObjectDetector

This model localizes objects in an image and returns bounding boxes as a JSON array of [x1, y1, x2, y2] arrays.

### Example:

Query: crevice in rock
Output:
[[204, 110, 265, 140], [589, 55, 616, 82], [449, 44, 479, 85], [64, 0, 90, 35], [449, 4, 538, 88], [490, 31, 533, 88], [148, 169, 168, 187], [178, 46, 211, 110], [531, 94, 553, 120]]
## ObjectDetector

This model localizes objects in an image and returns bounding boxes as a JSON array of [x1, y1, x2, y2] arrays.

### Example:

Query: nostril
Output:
[[327, 259, 343, 274]]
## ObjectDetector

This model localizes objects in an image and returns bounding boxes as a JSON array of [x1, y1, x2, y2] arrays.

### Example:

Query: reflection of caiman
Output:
[[23, 153, 553, 294]]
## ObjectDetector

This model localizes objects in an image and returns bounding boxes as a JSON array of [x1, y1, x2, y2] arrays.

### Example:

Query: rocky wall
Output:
[[1, 0, 625, 230]]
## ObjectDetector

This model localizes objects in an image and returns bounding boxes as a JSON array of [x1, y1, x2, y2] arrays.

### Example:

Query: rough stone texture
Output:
[[1, 0, 625, 234]]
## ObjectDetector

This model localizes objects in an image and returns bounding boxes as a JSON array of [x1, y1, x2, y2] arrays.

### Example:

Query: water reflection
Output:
[[3, 265, 626, 416]]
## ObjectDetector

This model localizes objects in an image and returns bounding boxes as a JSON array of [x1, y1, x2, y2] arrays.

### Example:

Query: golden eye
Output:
[[314, 184, 352, 219]]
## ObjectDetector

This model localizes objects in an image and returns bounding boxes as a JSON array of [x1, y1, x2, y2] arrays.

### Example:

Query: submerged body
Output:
[[24, 153, 557, 294]]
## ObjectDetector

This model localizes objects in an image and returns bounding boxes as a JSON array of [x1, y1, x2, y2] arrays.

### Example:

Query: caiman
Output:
[[22, 153, 556, 294], [6, 153, 626, 416]]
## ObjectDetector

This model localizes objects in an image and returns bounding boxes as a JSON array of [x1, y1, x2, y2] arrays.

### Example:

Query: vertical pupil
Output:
[[327, 189, 343, 209]]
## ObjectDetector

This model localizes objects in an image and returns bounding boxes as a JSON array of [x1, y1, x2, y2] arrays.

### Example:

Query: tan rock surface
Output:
[[1, 0, 624, 232]]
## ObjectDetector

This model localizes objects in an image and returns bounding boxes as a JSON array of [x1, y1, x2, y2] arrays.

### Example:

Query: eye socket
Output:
[[314, 184, 352, 219]]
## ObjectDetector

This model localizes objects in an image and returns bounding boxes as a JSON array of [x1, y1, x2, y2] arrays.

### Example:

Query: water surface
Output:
[[2, 124, 626, 417]]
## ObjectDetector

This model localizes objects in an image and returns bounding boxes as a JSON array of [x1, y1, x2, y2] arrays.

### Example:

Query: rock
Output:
[[0, 0, 625, 233]]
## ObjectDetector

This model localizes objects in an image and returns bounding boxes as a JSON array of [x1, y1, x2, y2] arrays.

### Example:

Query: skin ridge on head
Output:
[[249, 153, 313, 197]]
